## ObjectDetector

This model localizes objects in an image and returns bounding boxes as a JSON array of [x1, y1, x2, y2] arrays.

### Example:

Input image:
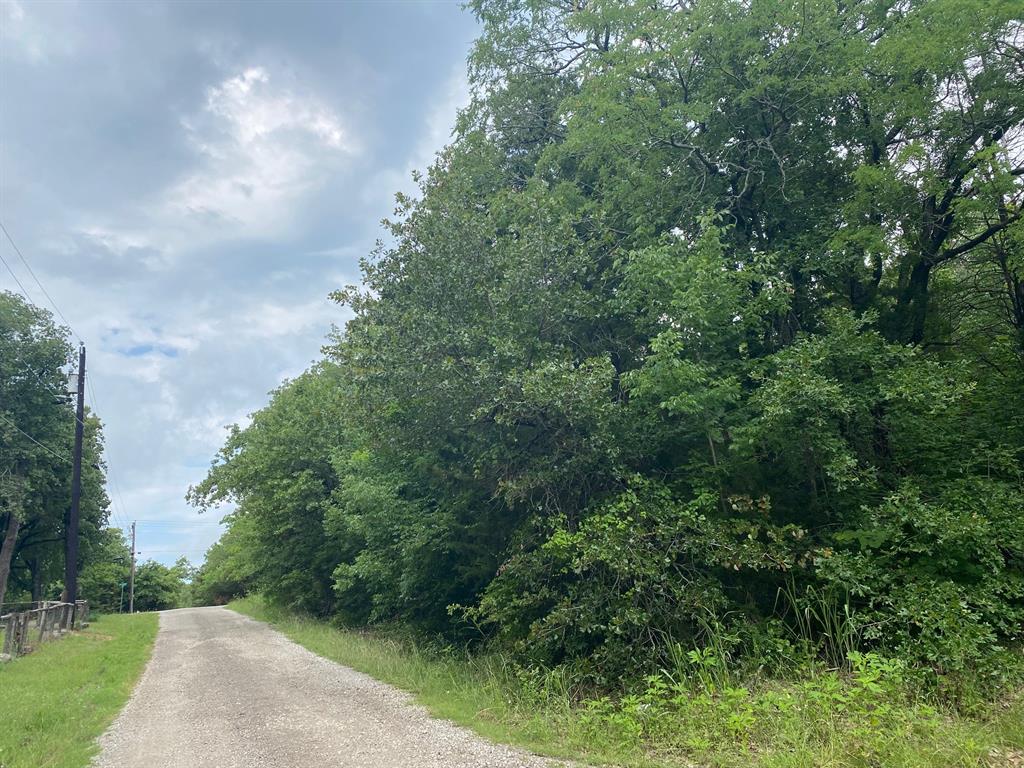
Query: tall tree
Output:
[[0, 292, 74, 610], [196, 0, 1024, 684]]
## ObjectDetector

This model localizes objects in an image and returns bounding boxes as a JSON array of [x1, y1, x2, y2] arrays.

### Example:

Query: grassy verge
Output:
[[0, 612, 158, 768], [231, 595, 1023, 768]]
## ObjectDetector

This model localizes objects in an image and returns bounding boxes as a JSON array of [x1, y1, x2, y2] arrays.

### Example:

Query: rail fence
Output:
[[0, 600, 89, 661]]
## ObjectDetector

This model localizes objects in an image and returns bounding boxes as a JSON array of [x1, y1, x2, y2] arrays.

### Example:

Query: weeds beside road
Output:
[[0, 612, 157, 768], [232, 596, 1024, 768]]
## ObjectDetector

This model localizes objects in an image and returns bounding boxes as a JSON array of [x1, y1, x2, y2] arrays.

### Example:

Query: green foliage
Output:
[[194, 0, 1024, 720], [78, 527, 132, 614], [190, 515, 258, 605], [234, 596, 1024, 768], [1, 291, 118, 611], [188, 366, 352, 615], [131, 557, 193, 613]]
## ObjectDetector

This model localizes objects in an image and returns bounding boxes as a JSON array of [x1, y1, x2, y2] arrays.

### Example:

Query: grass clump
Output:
[[232, 595, 1024, 768], [0, 612, 158, 768]]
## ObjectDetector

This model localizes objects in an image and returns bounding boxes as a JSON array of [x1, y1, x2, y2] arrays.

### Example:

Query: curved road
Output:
[[93, 606, 560, 768]]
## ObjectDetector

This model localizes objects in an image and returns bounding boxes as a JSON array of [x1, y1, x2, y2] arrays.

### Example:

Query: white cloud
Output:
[[165, 66, 356, 239], [237, 297, 338, 340], [0, 0, 72, 63], [3, 3, 479, 564], [65, 65, 358, 260], [204, 67, 347, 149]]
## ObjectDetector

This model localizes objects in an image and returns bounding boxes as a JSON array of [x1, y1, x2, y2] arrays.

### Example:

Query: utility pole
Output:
[[65, 343, 85, 603], [128, 521, 136, 614]]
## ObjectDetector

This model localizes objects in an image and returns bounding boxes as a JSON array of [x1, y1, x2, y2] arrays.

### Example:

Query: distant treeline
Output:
[[190, 0, 1024, 697]]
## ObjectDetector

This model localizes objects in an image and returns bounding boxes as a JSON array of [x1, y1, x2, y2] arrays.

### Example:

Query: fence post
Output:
[[75, 600, 88, 629], [37, 606, 48, 645], [1, 601, 88, 661], [13, 614, 28, 655], [2, 614, 14, 658]]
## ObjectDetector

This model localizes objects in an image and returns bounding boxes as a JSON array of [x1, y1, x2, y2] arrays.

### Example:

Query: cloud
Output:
[[1, 1, 480, 565], [362, 64, 470, 207], [416, 66, 470, 172], [0, 0, 72, 63], [237, 297, 341, 340], [61, 64, 358, 262], [165, 66, 355, 239], [73, 227, 172, 273]]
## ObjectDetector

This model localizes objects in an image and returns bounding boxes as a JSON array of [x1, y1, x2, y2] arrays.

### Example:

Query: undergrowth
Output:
[[231, 595, 1024, 768]]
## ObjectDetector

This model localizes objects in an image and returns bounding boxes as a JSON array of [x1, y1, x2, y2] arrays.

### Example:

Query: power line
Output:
[[136, 548, 210, 554], [13, 360, 122, 531], [0, 412, 68, 462], [16, 359, 69, 399], [136, 519, 225, 526], [0, 228, 130, 538], [0, 220, 82, 343], [0, 242, 127, 533], [12, 361, 91, 438], [0, 248, 34, 303]]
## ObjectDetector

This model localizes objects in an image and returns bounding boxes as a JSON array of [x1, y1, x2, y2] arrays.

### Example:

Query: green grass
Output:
[[0, 612, 158, 768], [231, 595, 1024, 768]]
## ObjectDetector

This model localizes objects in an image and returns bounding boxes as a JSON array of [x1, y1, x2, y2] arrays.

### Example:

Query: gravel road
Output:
[[92, 606, 562, 768]]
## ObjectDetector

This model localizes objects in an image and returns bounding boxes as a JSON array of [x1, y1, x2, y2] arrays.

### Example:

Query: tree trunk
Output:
[[0, 511, 22, 613], [894, 258, 932, 345]]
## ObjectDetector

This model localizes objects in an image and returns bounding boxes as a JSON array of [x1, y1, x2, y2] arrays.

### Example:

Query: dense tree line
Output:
[[192, 0, 1024, 693]]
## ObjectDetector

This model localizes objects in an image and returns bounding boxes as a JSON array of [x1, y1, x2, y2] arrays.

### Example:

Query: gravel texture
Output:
[[92, 606, 562, 768]]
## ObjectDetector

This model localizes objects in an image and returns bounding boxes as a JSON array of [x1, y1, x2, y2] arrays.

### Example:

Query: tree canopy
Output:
[[192, 0, 1024, 694], [0, 291, 119, 612]]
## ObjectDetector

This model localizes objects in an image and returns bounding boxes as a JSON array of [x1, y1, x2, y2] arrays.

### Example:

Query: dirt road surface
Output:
[[92, 606, 560, 768]]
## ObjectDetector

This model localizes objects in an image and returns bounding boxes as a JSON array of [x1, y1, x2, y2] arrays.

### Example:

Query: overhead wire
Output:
[[0, 223, 92, 436], [16, 359, 70, 399], [0, 223, 95, 472], [10, 361, 92, 439], [135, 519, 225, 526], [0, 220, 82, 343], [0, 412, 69, 462], [0, 222, 207, 545], [0, 247, 34, 303]]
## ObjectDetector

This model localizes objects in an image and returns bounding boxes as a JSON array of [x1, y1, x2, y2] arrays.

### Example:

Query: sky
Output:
[[0, 0, 480, 566]]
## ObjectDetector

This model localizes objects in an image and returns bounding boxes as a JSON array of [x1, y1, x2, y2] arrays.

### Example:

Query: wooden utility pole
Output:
[[128, 521, 136, 613], [65, 343, 85, 603]]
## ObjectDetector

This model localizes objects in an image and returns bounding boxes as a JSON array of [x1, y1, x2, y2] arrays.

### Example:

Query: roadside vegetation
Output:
[[0, 612, 158, 768], [0, 291, 195, 615], [192, 1, 1024, 766], [234, 596, 1023, 767], [1, 293, 112, 613]]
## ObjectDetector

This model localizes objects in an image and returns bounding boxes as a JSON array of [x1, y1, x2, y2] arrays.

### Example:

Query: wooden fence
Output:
[[0, 600, 89, 661]]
